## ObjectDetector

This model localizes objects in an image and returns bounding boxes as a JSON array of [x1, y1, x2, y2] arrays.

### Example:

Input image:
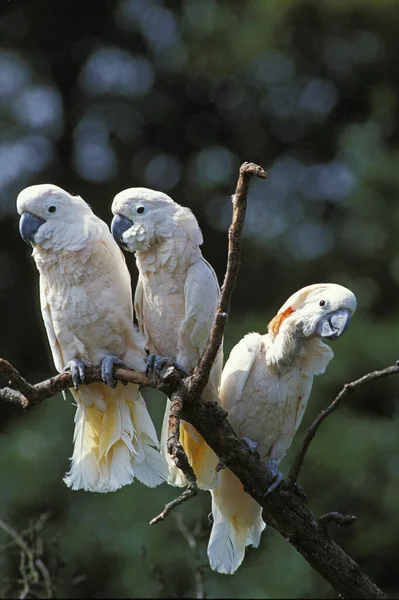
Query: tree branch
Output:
[[0, 359, 149, 409], [288, 364, 399, 485], [318, 512, 357, 529], [0, 518, 53, 599], [188, 161, 267, 397]]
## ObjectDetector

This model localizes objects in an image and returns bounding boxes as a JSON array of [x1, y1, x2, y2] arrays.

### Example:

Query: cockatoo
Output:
[[17, 184, 168, 493], [110, 187, 222, 490], [207, 283, 357, 575]]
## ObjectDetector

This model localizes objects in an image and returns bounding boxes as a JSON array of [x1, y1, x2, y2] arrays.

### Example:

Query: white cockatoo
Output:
[[17, 184, 168, 493], [207, 283, 357, 575], [110, 187, 222, 490]]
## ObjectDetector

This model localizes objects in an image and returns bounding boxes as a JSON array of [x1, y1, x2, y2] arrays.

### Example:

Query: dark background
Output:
[[1, 0, 399, 597]]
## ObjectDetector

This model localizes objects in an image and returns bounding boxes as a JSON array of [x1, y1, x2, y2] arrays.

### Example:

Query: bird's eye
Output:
[[136, 206, 145, 214], [319, 299, 326, 307], [48, 205, 56, 214]]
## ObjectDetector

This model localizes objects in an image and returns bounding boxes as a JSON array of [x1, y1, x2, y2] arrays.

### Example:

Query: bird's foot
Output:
[[101, 354, 124, 388], [265, 459, 284, 496], [146, 353, 189, 380], [64, 359, 86, 390], [241, 436, 259, 453]]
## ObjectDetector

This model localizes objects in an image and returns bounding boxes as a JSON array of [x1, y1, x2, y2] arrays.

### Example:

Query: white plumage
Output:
[[17, 184, 168, 492], [208, 283, 357, 574], [111, 187, 223, 489]]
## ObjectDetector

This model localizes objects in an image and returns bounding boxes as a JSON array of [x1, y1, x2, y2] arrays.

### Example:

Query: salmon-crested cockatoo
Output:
[[111, 187, 222, 490], [207, 283, 357, 575], [17, 184, 168, 493]]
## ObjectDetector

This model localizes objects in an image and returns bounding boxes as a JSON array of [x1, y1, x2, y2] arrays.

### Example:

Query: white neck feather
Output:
[[267, 328, 334, 377], [136, 229, 202, 276]]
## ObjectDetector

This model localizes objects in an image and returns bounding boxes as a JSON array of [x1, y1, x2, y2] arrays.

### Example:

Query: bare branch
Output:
[[166, 390, 198, 489], [149, 484, 198, 526], [319, 512, 357, 529], [189, 162, 267, 397], [0, 518, 53, 599], [0, 359, 150, 409], [288, 364, 399, 485]]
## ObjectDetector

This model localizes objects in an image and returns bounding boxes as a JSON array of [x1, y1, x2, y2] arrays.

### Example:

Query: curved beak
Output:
[[19, 212, 46, 245], [111, 214, 133, 247], [316, 308, 351, 340]]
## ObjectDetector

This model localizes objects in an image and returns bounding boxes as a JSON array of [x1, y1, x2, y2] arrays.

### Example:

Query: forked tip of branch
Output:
[[240, 162, 268, 179]]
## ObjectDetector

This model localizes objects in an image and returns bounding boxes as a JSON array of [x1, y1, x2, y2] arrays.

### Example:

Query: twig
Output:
[[0, 518, 53, 599], [319, 512, 357, 529], [166, 390, 198, 487], [174, 514, 205, 600], [0, 519, 38, 584], [155, 392, 210, 524], [288, 364, 399, 485], [189, 162, 267, 397], [149, 485, 198, 526]]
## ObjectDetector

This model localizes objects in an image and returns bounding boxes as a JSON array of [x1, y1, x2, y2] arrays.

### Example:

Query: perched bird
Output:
[[207, 283, 357, 575], [111, 187, 222, 490], [17, 184, 168, 493]]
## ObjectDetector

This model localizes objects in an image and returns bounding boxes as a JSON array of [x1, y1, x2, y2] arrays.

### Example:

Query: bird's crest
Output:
[[268, 306, 295, 335]]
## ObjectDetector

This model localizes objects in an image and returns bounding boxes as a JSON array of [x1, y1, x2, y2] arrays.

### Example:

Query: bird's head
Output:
[[111, 187, 202, 253], [17, 184, 96, 252], [268, 283, 357, 342]]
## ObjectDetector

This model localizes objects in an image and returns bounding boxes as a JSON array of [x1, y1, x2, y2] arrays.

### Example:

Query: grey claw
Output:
[[64, 359, 86, 390], [145, 353, 157, 376], [241, 436, 259, 453], [101, 355, 124, 388], [146, 354, 189, 380], [265, 459, 284, 496]]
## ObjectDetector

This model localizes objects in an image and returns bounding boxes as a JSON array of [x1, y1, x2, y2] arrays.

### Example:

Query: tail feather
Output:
[[133, 445, 170, 488], [208, 504, 247, 575], [63, 401, 101, 492], [207, 469, 266, 574], [160, 399, 219, 489], [179, 421, 219, 490], [64, 383, 167, 492]]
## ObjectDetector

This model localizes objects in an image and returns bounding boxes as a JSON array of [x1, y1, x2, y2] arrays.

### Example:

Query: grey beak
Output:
[[111, 214, 133, 247], [19, 212, 46, 245], [316, 308, 351, 340]]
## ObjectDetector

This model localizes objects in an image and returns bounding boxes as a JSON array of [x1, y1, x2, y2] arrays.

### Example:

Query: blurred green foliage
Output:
[[1, 0, 399, 597]]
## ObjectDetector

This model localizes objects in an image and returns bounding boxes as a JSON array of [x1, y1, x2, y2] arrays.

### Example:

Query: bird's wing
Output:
[[219, 332, 262, 413], [178, 258, 220, 370]]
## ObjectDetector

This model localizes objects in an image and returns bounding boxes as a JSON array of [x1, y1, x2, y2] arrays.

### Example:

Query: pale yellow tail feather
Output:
[[160, 399, 219, 489], [64, 383, 168, 492], [207, 469, 265, 574]]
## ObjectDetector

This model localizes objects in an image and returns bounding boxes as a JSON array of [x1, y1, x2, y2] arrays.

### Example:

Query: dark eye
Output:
[[319, 299, 326, 307], [48, 205, 56, 213], [136, 206, 145, 214]]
